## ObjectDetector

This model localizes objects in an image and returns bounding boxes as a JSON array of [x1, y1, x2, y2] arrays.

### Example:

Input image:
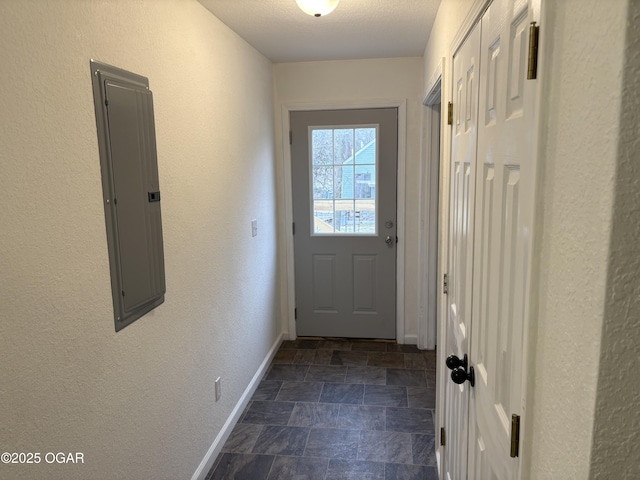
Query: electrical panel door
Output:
[[90, 60, 165, 332]]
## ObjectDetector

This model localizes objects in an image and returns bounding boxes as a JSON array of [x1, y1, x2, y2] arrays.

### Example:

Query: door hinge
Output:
[[447, 102, 453, 125], [510, 414, 521, 458], [292, 222, 296, 235], [527, 22, 540, 80], [440, 427, 446, 446], [294, 308, 297, 320], [289, 130, 293, 145], [443, 273, 449, 294]]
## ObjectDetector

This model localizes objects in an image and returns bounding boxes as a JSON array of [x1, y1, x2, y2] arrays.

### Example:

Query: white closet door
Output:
[[444, 21, 481, 480], [468, 0, 540, 478]]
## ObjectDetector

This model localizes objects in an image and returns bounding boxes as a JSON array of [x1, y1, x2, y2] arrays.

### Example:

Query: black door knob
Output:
[[451, 366, 475, 387], [446, 354, 468, 371]]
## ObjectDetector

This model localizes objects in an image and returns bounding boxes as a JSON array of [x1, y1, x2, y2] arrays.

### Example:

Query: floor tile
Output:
[[313, 349, 333, 365], [305, 365, 347, 383], [297, 339, 321, 349], [293, 349, 334, 365], [252, 381, 282, 401], [351, 341, 388, 352], [209, 453, 275, 480], [304, 428, 360, 460], [386, 344, 422, 354], [289, 403, 340, 428], [423, 350, 437, 371], [206, 453, 224, 480], [222, 424, 264, 453], [337, 405, 385, 430], [404, 353, 428, 369], [267, 456, 329, 480], [266, 365, 309, 382], [386, 369, 427, 387], [367, 352, 405, 368], [363, 385, 408, 407], [358, 430, 412, 464], [426, 369, 436, 388], [238, 403, 252, 423], [384, 463, 438, 480], [407, 387, 435, 409], [318, 340, 353, 350], [325, 459, 385, 480], [276, 382, 323, 402], [251, 425, 309, 456], [320, 383, 364, 404], [412, 434, 436, 466], [345, 366, 386, 385], [218, 340, 438, 480], [241, 401, 295, 426], [293, 350, 318, 365], [273, 349, 297, 364], [386, 408, 434, 434], [330, 351, 369, 366]]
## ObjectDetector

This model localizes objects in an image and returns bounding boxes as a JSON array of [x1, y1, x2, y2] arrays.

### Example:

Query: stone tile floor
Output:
[[206, 339, 438, 480]]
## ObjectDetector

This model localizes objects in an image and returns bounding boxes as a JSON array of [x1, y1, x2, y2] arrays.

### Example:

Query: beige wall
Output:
[[0, 1, 279, 479], [527, 0, 627, 477], [425, 0, 632, 478], [273, 57, 424, 342], [423, 0, 475, 94], [589, 3, 640, 477], [588, 0, 640, 477]]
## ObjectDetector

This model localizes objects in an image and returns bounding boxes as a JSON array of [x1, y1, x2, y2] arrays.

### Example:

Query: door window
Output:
[[310, 126, 378, 235]]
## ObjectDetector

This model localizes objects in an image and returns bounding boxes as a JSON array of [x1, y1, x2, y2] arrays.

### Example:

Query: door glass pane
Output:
[[310, 125, 378, 236], [313, 200, 334, 232], [334, 200, 355, 233], [355, 128, 376, 164], [355, 165, 375, 199], [312, 129, 333, 165], [313, 166, 333, 199], [355, 200, 375, 233]]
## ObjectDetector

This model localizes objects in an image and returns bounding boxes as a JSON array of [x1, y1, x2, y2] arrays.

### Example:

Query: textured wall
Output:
[[0, 1, 279, 479], [422, 0, 474, 93], [273, 57, 424, 341], [526, 0, 627, 478], [589, 1, 640, 478]]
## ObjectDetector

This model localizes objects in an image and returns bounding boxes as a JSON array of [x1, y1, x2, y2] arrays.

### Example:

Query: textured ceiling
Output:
[[197, 0, 441, 63]]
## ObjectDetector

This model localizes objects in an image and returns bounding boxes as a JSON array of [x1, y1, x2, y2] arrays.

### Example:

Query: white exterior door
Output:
[[443, 22, 481, 480], [290, 108, 398, 339], [468, 0, 540, 478]]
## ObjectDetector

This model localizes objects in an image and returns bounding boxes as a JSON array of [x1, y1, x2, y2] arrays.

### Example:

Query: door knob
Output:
[[385, 235, 394, 246], [446, 354, 468, 371], [451, 366, 475, 387]]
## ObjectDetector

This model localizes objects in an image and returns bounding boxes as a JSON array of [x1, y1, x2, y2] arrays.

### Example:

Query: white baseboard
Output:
[[404, 334, 418, 345], [191, 333, 284, 480]]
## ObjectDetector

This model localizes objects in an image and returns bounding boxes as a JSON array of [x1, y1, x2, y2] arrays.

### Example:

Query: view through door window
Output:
[[310, 126, 378, 235]]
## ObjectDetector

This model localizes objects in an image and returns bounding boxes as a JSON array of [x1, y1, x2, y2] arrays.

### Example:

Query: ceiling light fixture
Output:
[[295, 0, 340, 17]]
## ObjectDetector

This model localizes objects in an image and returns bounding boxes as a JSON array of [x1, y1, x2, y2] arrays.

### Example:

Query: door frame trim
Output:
[[421, 57, 446, 475], [418, 60, 444, 351], [281, 100, 407, 342]]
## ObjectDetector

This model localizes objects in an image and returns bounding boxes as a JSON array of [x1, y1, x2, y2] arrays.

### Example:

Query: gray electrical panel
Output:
[[90, 60, 165, 332]]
